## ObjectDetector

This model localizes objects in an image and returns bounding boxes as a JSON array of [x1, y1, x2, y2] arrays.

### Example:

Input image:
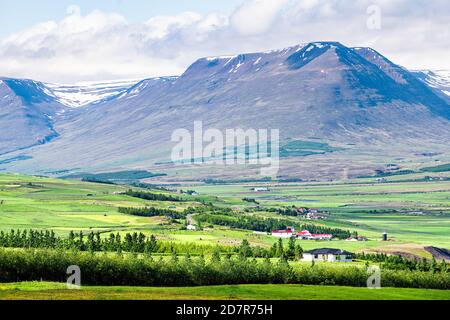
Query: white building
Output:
[[272, 227, 295, 238], [303, 248, 353, 263], [252, 187, 270, 192], [307, 234, 333, 241], [297, 230, 333, 241], [186, 225, 197, 231], [297, 230, 312, 239]]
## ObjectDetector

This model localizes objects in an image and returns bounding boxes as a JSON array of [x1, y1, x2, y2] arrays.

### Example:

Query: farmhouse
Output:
[[186, 225, 197, 231], [272, 226, 295, 238], [346, 236, 368, 241], [303, 248, 353, 262], [297, 230, 312, 239], [308, 234, 333, 241], [297, 230, 332, 240], [252, 187, 270, 192]]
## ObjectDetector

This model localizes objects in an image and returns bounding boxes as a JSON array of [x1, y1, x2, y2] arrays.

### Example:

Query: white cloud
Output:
[[230, 0, 289, 36], [0, 0, 448, 83]]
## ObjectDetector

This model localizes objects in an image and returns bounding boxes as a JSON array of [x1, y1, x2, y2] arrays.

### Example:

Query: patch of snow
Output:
[[230, 61, 245, 73], [313, 43, 325, 49], [253, 57, 262, 65], [305, 45, 314, 52], [46, 79, 139, 108], [205, 55, 238, 61], [416, 70, 450, 95]]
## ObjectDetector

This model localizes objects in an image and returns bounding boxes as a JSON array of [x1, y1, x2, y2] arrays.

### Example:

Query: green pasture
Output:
[[0, 282, 448, 300], [1, 172, 449, 256]]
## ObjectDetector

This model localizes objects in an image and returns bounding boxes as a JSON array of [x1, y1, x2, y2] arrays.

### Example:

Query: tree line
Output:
[[124, 189, 183, 202], [0, 229, 293, 258], [195, 213, 352, 239], [1, 248, 449, 289], [0, 229, 233, 255], [118, 207, 186, 219], [355, 252, 449, 273]]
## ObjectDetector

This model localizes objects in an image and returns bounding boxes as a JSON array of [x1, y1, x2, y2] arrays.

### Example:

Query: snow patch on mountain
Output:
[[413, 70, 450, 97], [46, 79, 139, 108]]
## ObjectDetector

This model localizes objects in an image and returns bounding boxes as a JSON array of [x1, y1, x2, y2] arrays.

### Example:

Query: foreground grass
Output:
[[0, 282, 449, 300]]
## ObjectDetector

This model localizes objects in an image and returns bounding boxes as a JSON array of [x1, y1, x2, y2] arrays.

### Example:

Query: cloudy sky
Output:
[[0, 0, 448, 83]]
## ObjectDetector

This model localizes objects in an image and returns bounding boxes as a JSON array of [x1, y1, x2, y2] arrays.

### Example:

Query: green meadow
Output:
[[1, 173, 450, 253], [0, 172, 449, 300], [0, 282, 448, 300]]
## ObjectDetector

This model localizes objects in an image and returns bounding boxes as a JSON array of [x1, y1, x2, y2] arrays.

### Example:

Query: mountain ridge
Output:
[[1, 41, 449, 180]]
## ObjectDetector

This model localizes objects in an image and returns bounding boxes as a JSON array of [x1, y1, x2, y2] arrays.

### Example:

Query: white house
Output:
[[186, 225, 197, 231], [346, 236, 368, 242], [252, 187, 270, 192], [297, 230, 312, 239], [308, 234, 333, 241], [297, 230, 333, 241], [272, 227, 295, 238], [302, 248, 353, 263]]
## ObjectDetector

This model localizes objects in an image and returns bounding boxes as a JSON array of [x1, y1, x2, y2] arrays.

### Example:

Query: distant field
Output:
[[1, 173, 450, 256], [0, 282, 449, 300], [191, 179, 450, 250]]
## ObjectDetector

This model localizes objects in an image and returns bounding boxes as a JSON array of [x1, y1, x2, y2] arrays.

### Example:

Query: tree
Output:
[[294, 244, 303, 260], [286, 237, 296, 260], [239, 239, 253, 258], [212, 247, 221, 263], [276, 239, 284, 258]]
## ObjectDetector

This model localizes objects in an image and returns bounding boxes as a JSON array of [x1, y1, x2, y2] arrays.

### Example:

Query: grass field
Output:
[[1, 173, 450, 254], [0, 282, 449, 300], [190, 179, 450, 250], [1, 172, 450, 300]]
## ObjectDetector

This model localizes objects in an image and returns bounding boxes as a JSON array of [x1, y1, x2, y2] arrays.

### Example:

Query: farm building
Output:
[[303, 248, 353, 263], [272, 227, 295, 238], [308, 234, 333, 240], [297, 230, 333, 240], [346, 236, 368, 242], [252, 187, 270, 192], [297, 230, 312, 239]]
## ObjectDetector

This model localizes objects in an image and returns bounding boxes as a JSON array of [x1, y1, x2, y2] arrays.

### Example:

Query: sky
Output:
[[0, 0, 448, 83]]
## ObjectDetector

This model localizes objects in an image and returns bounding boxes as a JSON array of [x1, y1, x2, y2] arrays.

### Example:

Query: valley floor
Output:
[[0, 282, 449, 300]]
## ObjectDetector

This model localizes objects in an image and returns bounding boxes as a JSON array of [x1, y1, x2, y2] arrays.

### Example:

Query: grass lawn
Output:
[[0, 282, 449, 300]]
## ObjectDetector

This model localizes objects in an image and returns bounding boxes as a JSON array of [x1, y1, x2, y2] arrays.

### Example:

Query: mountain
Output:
[[1, 42, 449, 179], [0, 78, 139, 156], [0, 78, 62, 155]]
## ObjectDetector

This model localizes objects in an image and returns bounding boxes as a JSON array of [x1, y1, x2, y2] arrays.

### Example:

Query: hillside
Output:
[[0, 42, 449, 179], [0, 78, 62, 155]]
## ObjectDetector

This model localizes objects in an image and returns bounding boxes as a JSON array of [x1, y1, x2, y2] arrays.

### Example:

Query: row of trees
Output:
[[0, 229, 308, 260], [124, 189, 183, 202], [268, 206, 304, 217], [0, 229, 233, 255], [355, 252, 449, 273], [1, 248, 449, 289], [195, 213, 352, 239], [118, 207, 186, 219], [0, 229, 302, 258]]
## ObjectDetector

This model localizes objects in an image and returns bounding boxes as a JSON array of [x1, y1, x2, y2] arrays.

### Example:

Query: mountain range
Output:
[[1, 42, 449, 180]]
